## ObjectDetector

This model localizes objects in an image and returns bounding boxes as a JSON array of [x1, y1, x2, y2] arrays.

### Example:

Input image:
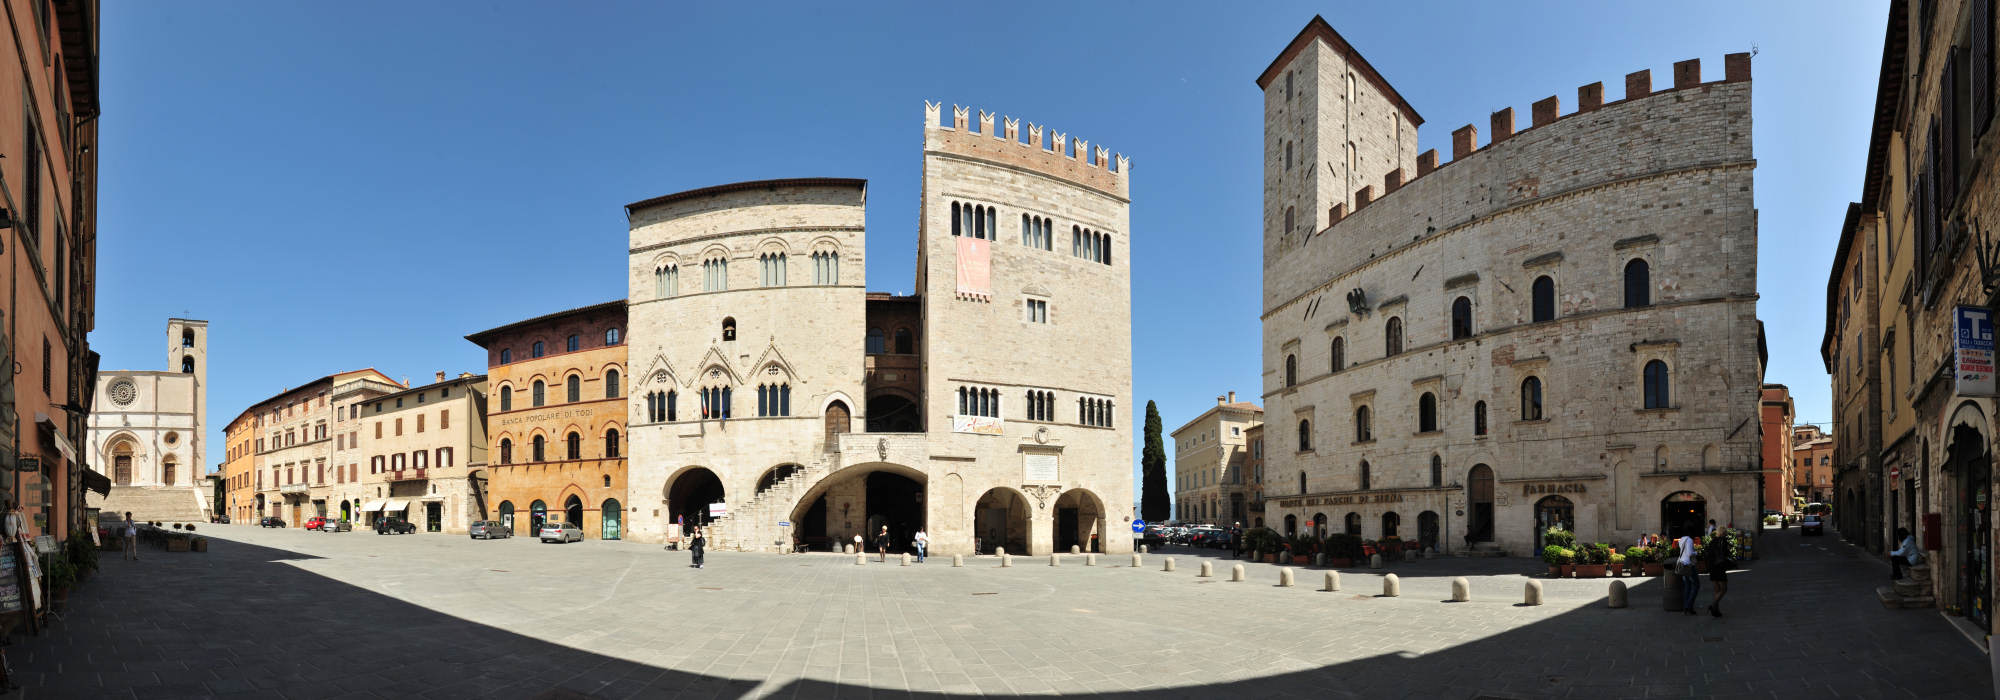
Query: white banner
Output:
[[952, 415, 1003, 435]]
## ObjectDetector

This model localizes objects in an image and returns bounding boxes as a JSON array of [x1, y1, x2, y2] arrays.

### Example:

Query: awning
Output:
[[81, 467, 110, 497], [383, 500, 409, 512], [360, 500, 387, 513], [33, 413, 76, 462]]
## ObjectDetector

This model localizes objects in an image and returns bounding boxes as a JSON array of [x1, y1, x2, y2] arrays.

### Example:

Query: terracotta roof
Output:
[[1256, 16, 1423, 126], [464, 300, 627, 346], [624, 178, 866, 216]]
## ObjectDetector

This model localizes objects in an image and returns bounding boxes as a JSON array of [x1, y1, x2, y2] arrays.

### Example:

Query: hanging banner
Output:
[[955, 237, 991, 300], [1956, 305, 1997, 397]]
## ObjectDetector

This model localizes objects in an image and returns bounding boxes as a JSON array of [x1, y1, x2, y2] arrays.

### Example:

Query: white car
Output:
[[539, 522, 583, 543]]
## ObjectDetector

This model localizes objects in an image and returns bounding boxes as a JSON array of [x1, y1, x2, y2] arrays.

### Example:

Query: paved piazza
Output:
[[13, 527, 1991, 699]]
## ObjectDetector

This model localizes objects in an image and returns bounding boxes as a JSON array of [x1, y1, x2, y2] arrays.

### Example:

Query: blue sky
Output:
[[94, 2, 1884, 503]]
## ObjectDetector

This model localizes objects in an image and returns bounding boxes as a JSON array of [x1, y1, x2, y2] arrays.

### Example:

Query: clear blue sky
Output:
[[93, 2, 1883, 504]]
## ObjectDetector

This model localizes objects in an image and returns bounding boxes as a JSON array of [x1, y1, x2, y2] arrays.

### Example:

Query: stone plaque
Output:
[[1023, 453, 1058, 483]]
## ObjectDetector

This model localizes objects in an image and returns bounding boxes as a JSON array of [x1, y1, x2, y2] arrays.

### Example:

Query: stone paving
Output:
[[6, 525, 1991, 698]]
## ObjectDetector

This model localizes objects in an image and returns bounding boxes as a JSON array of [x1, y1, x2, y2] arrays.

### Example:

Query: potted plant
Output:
[[1543, 544, 1569, 577], [166, 533, 191, 552], [47, 556, 76, 607], [1326, 533, 1360, 567], [1642, 544, 1666, 576], [1608, 552, 1626, 577], [191, 536, 208, 552], [1574, 543, 1610, 578], [1290, 534, 1313, 565]]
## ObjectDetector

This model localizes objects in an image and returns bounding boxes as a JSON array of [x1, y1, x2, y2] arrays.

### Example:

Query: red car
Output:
[[304, 516, 331, 531]]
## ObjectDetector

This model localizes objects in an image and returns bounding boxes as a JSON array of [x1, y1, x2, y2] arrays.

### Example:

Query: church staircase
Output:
[[89, 486, 207, 524], [703, 452, 842, 552]]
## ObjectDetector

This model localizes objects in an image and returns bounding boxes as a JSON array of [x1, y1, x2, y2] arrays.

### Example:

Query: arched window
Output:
[[182, 356, 195, 374], [566, 432, 581, 460], [655, 265, 677, 299], [499, 439, 512, 465], [811, 251, 840, 285], [1521, 377, 1544, 421], [1418, 392, 1438, 433], [703, 257, 730, 291], [1474, 401, 1488, 436], [1345, 512, 1361, 535], [182, 328, 195, 347], [531, 435, 546, 462], [1285, 354, 1298, 387], [1531, 276, 1555, 322], [566, 375, 581, 403], [1643, 360, 1670, 409], [603, 475, 612, 487], [606, 328, 621, 345], [531, 341, 545, 358], [722, 317, 737, 342], [1381, 511, 1400, 537], [952, 202, 962, 236], [605, 369, 620, 399], [532, 381, 545, 407], [893, 328, 913, 354], [866, 328, 885, 354], [1355, 405, 1372, 442], [666, 390, 677, 421], [1330, 337, 1345, 372], [1430, 455, 1442, 487], [1285, 141, 1293, 170], [1298, 418, 1312, 452], [1385, 317, 1403, 355], [1450, 297, 1473, 340], [1624, 259, 1651, 308], [1299, 471, 1307, 495], [500, 386, 512, 412], [566, 334, 579, 352], [604, 428, 621, 458], [1360, 461, 1371, 490], [759, 252, 788, 286]]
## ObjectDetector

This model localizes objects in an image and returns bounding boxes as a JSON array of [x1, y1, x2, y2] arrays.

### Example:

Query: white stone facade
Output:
[[87, 319, 206, 489]]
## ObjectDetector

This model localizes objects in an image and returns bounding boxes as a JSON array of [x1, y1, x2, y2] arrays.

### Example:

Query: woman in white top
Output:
[[1890, 527, 1922, 580], [913, 529, 929, 563], [1676, 535, 1701, 615]]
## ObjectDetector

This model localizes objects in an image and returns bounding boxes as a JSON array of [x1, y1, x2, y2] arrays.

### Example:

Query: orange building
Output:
[[221, 412, 256, 523], [1792, 425, 1835, 504], [2, 0, 100, 541], [1759, 384, 1796, 515], [465, 301, 627, 539], [220, 368, 402, 526]]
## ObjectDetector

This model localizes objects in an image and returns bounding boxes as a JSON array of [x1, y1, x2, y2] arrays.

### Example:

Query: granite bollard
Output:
[[1231, 564, 1245, 582], [952, 554, 963, 567], [1524, 580, 1544, 606], [1163, 557, 1176, 572], [1382, 573, 1401, 597], [1608, 580, 1629, 608], [1199, 561, 1213, 577], [1049, 554, 1061, 567], [1324, 571, 1340, 592], [1279, 568, 1295, 587], [900, 553, 911, 567], [1451, 577, 1470, 602]]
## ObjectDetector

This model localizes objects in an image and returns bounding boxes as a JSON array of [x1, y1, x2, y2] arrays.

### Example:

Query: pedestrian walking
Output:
[[123, 511, 139, 561], [913, 528, 929, 563], [875, 525, 890, 562], [1891, 527, 1923, 580], [690, 526, 706, 569], [1675, 534, 1699, 615], [1704, 519, 1717, 537], [852, 532, 863, 554], [1703, 529, 1732, 617]]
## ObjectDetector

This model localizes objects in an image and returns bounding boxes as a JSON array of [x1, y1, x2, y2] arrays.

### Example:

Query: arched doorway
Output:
[[498, 501, 515, 534], [1344, 512, 1362, 536], [823, 400, 851, 449], [111, 440, 134, 485], [1948, 414, 1991, 633], [339, 500, 352, 522], [564, 495, 584, 533], [163, 457, 177, 486], [1311, 512, 1328, 539], [1534, 495, 1575, 550], [1418, 511, 1439, 551], [1283, 514, 1297, 536], [866, 394, 920, 432], [1468, 464, 1495, 542], [866, 471, 926, 553], [529, 500, 548, 536], [255, 493, 266, 517], [1661, 491, 1705, 540], [1053, 489, 1106, 553], [666, 467, 726, 535], [1381, 511, 1401, 538], [973, 487, 1028, 554], [601, 499, 623, 540]]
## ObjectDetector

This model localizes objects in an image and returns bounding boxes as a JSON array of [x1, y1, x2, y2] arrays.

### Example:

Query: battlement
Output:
[[924, 102, 1130, 180], [1331, 53, 1749, 221]]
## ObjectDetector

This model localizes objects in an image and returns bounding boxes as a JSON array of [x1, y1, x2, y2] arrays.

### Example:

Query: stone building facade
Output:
[[467, 301, 628, 539], [1245, 423, 1267, 528], [622, 105, 1134, 556], [323, 371, 405, 524], [1791, 425, 1834, 504], [1759, 384, 1796, 515], [1169, 392, 1261, 525], [86, 320, 207, 520], [1258, 18, 1761, 555], [227, 369, 402, 527], [347, 373, 487, 533]]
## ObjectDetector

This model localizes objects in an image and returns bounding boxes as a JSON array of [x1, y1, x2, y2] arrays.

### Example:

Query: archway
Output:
[[564, 495, 585, 533], [824, 400, 851, 448], [339, 500, 352, 522], [255, 493, 266, 517], [1283, 514, 1297, 536], [1661, 491, 1705, 540], [1311, 512, 1328, 539], [1053, 489, 1106, 553], [1948, 414, 1991, 633], [1344, 512, 1361, 536], [1467, 464, 1495, 542], [601, 499, 623, 540], [529, 500, 548, 536], [866, 394, 920, 433], [864, 471, 926, 553], [1381, 511, 1401, 538], [756, 464, 804, 497], [1418, 511, 1439, 550], [498, 501, 516, 534], [1533, 495, 1575, 550], [972, 487, 1028, 554], [665, 467, 726, 535], [111, 439, 135, 485]]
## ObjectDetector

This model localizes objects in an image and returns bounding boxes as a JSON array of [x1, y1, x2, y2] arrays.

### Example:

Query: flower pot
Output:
[[1292, 555, 1310, 565], [192, 539, 208, 552], [1575, 564, 1606, 578], [166, 538, 189, 552], [1548, 565, 1563, 577], [1262, 554, 1277, 564], [1644, 562, 1664, 577], [1608, 563, 1623, 577], [1329, 557, 1353, 568]]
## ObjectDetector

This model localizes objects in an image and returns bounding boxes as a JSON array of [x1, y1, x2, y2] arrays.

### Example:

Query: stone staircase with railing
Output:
[[1877, 562, 1937, 609], [88, 486, 207, 524], [705, 451, 843, 552]]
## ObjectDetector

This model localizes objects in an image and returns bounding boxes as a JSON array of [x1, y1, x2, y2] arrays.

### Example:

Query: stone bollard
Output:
[[1199, 561, 1213, 578], [996, 546, 1006, 557], [952, 554, 964, 567], [1382, 573, 1401, 597], [1608, 580, 1629, 608], [1524, 580, 1544, 606], [1324, 571, 1341, 592], [1163, 557, 1176, 572], [1230, 564, 1245, 582], [1131, 553, 1142, 568], [1001, 554, 1012, 567], [1279, 568, 1295, 587], [1451, 577, 1470, 602], [1314, 553, 1326, 567], [1049, 554, 1061, 567], [855, 553, 865, 565], [1369, 553, 1384, 569], [900, 553, 911, 566], [1071, 545, 1081, 555], [1086, 553, 1097, 566], [1140, 544, 1149, 554], [843, 544, 853, 554], [1663, 571, 1683, 611]]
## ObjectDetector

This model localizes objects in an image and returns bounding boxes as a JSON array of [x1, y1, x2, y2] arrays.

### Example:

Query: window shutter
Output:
[[1978, 0, 1994, 135], [1943, 52, 1959, 215]]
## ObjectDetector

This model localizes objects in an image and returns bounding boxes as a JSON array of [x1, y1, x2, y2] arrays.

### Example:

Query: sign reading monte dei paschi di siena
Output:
[[1258, 18, 1761, 554]]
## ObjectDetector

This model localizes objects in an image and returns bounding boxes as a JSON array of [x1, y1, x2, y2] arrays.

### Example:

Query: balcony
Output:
[[279, 483, 310, 496], [389, 468, 428, 483]]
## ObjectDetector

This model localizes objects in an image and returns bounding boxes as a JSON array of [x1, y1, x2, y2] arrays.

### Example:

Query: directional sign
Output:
[[1131, 519, 1146, 533], [778, 521, 791, 527]]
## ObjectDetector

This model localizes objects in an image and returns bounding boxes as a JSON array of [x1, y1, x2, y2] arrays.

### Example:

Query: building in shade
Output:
[[1257, 17, 1761, 555], [1170, 392, 1262, 526], [1791, 426, 1834, 505], [1760, 384, 1796, 516], [85, 319, 208, 522], [465, 301, 627, 539]]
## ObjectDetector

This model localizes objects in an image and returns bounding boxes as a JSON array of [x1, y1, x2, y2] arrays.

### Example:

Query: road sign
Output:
[[1890, 465, 1902, 481], [778, 521, 791, 527], [1131, 519, 1146, 533]]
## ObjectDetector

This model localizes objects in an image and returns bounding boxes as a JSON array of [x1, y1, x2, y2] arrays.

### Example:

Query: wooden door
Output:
[[114, 455, 132, 485], [823, 401, 850, 451]]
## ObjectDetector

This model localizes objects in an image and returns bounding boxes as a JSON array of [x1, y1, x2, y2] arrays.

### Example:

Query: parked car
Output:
[[260, 517, 286, 528], [470, 521, 511, 540], [1800, 515, 1824, 536], [304, 516, 331, 531], [540, 522, 583, 543], [375, 518, 417, 535], [211, 515, 230, 524], [326, 520, 352, 532]]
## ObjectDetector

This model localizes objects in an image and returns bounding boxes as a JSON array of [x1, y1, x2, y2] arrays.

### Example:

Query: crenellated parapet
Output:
[[924, 101, 1130, 198]]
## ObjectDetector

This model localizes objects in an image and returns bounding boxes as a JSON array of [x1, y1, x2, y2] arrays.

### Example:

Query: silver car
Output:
[[539, 522, 583, 543], [469, 521, 511, 540]]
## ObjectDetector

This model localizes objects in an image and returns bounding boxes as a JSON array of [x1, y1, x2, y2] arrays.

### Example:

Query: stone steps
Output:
[[1881, 565, 1937, 608], [89, 486, 206, 524], [703, 458, 835, 551]]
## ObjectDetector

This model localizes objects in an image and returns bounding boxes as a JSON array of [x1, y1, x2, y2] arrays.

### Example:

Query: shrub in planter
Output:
[[191, 537, 208, 552], [1543, 545, 1570, 577], [1542, 527, 1576, 550], [1608, 552, 1626, 576]]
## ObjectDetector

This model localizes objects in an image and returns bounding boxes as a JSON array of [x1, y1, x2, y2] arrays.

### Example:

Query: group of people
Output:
[[1674, 520, 1734, 617], [679, 524, 932, 569]]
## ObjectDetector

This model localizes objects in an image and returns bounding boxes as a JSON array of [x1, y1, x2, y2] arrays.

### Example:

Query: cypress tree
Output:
[[1141, 400, 1169, 522]]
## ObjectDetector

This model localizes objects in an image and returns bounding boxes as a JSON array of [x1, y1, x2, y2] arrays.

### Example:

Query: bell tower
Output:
[[167, 318, 207, 484]]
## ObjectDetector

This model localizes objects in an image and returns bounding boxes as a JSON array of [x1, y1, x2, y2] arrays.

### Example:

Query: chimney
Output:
[[1217, 395, 1226, 406], [435, 371, 447, 383], [1228, 391, 1237, 403], [459, 372, 474, 379]]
